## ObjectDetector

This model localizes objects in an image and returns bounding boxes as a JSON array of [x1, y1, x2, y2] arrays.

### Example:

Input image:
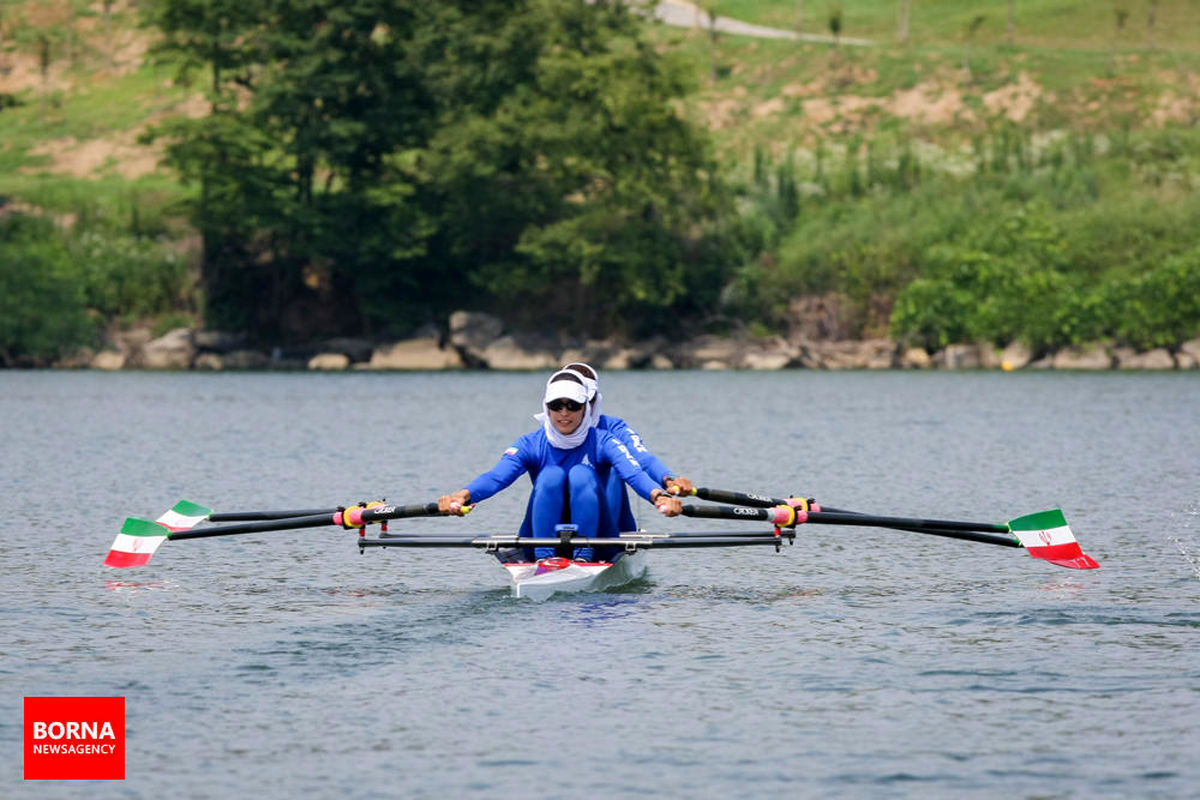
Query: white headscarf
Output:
[[561, 362, 603, 429], [538, 377, 590, 450]]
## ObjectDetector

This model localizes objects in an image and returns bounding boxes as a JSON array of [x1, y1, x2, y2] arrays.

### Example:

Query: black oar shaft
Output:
[[681, 503, 1020, 549], [168, 502, 443, 541], [169, 513, 337, 540], [209, 508, 337, 522], [693, 487, 789, 507], [807, 511, 1011, 535]]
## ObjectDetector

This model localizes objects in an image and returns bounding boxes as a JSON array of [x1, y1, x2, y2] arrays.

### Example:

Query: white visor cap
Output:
[[543, 379, 589, 406]]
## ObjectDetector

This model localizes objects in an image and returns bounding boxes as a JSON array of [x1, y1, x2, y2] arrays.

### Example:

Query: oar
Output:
[[104, 501, 460, 568], [680, 503, 1099, 569], [686, 486, 802, 507], [687, 485, 860, 516]]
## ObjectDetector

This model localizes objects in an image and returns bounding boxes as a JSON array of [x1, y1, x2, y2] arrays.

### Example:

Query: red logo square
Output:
[[24, 697, 125, 780]]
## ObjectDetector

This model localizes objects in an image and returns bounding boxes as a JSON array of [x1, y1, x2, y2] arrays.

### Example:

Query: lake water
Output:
[[2, 369, 1198, 799]]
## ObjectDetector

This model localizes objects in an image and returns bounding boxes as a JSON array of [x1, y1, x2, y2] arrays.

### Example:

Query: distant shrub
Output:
[[0, 215, 96, 364]]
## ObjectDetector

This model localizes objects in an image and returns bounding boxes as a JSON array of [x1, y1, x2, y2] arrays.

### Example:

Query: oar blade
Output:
[[104, 500, 212, 568], [1008, 509, 1099, 570], [156, 499, 213, 531], [104, 517, 170, 568]]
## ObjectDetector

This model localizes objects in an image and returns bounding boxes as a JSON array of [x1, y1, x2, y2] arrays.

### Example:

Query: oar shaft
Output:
[[681, 504, 1021, 549], [209, 508, 338, 522], [693, 487, 789, 507], [808, 510, 1011, 535], [169, 502, 443, 540], [169, 513, 338, 540]]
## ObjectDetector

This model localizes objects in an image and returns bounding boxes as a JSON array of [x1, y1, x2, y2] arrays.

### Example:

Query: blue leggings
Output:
[[531, 465, 600, 560]]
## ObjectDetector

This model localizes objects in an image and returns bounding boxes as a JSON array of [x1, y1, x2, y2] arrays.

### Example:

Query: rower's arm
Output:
[[463, 443, 528, 503], [607, 418, 672, 486]]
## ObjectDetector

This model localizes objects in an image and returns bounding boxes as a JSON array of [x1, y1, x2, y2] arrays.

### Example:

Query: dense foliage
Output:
[[0, 205, 189, 365], [141, 0, 727, 343], [727, 126, 1200, 351]]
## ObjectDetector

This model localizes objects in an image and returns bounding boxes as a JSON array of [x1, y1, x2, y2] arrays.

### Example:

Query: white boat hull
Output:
[[500, 551, 648, 601]]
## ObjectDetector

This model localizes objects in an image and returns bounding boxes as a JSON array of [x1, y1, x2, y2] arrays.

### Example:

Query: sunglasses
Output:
[[546, 399, 584, 413]]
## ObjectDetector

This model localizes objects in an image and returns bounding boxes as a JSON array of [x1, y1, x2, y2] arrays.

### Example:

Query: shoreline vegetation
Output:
[[61, 312, 1200, 372], [3, 2, 1200, 369]]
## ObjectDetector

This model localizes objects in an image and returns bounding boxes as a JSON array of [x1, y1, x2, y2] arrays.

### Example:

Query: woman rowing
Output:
[[437, 372, 682, 561], [558, 362, 694, 537]]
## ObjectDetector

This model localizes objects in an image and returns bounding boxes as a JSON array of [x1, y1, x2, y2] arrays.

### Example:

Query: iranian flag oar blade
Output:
[[104, 500, 212, 567], [105, 501, 452, 568], [1007, 509, 1099, 569], [680, 503, 1100, 569]]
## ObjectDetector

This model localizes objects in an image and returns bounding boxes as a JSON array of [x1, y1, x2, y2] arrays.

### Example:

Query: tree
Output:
[[144, 0, 727, 341]]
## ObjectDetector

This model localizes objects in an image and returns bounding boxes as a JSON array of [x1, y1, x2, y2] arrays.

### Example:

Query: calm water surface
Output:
[[2, 370, 1198, 799]]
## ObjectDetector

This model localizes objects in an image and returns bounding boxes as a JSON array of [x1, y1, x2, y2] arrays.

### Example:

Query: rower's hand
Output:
[[664, 475, 694, 496], [652, 490, 682, 517], [438, 490, 471, 516]]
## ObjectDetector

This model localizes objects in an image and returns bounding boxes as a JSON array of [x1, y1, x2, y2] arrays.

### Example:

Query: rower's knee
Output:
[[535, 466, 567, 495], [568, 463, 597, 491]]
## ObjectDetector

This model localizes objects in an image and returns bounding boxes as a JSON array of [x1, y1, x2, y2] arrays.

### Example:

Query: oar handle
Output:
[[353, 502, 447, 525], [681, 503, 801, 526]]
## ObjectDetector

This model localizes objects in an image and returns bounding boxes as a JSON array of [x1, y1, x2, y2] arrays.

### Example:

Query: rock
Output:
[[449, 310, 504, 351], [366, 338, 464, 370], [54, 347, 95, 369], [480, 335, 558, 370], [140, 328, 195, 369], [1177, 338, 1200, 369], [677, 335, 742, 369], [308, 353, 351, 371], [743, 349, 794, 370], [937, 344, 981, 370], [999, 341, 1033, 371], [978, 343, 1004, 369], [810, 339, 897, 369], [91, 350, 126, 371], [1051, 344, 1113, 370], [786, 295, 853, 341], [221, 350, 272, 370], [599, 348, 637, 370], [193, 353, 224, 370], [900, 347, 931, 369], [1113, 347, 1176, 370], [317, 337, 375, 363], [649, 354, 675, 370]]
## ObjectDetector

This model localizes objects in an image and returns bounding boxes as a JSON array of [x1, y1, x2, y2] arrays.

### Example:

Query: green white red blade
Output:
[[1007, 509, 1099, 569], [103, 500, 212, 568]]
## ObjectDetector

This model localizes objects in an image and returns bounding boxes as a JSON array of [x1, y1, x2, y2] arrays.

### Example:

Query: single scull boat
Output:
[[104, 489, 1100, 600]]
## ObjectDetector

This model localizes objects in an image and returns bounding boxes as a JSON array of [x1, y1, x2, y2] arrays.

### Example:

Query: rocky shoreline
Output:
[[54, 311, 1200, 372]]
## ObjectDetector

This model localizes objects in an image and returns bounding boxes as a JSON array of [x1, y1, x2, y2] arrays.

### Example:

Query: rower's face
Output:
[[549, 404, 585, 435]]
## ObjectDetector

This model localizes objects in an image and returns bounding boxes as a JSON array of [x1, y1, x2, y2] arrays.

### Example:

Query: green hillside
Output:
[[2, 0, 1199, 364]]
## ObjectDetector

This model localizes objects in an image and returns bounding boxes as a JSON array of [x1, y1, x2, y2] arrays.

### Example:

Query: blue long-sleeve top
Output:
[[465, 426, 663, 506]]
